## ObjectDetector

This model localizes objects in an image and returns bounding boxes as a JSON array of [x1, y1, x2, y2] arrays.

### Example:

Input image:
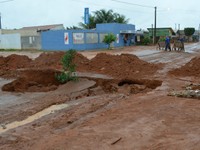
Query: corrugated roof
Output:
[[21, 24, 64, 31], [147, 27, 176, 35]]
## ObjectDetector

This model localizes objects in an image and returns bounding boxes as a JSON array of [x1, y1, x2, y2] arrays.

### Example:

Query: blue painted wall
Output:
[[41, 23, 135, 51], [97, 23, 135, 47]]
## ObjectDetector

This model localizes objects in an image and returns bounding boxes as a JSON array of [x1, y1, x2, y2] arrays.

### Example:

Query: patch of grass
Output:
[[0, 49, 20, 51]]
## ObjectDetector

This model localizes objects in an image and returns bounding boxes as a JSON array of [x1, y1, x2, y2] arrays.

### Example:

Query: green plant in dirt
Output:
[[103, 33, 116, 49], [56, 49, 78, 83]]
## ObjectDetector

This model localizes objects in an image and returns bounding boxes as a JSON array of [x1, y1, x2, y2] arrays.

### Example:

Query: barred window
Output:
[[86, 33, 98, 44], [73, 33, 84, 44]]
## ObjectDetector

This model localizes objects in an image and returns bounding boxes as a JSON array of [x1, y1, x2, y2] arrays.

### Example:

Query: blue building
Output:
[[41, 23, 136, 51]]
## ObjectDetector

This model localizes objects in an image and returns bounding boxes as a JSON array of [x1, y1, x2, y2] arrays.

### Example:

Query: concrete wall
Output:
[[41, 23, 136, 51], [0, 29, 40, 36], [0, 29, 41, 49], [41, 30, 109, 51], [0, 33, 21, 49], [21, 36, 41, 49]]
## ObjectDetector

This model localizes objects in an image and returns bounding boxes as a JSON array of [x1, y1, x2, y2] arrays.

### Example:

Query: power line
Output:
[[111, 0, 154, 8], [71, 0, 152, 14], [0, 0, 14, 3]]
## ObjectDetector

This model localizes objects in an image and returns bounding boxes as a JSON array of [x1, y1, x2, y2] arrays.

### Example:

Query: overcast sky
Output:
[[1, 0, 200, 30]]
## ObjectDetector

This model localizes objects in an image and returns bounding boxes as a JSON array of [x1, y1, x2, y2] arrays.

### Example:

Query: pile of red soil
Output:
[[0, 54, 32, 78], [169, 56, 200, 77], [0, 52, 161, 80], [0, 54, 32, 69], [30, 52, 89, 70], [0, 52, 163, 93], [2, 69, 60, 92], [31, 52, 64, 70], [85, 53, 161, 79]]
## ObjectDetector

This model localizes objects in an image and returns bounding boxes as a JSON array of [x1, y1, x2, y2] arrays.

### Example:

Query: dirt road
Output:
[[0, 43, 200, 150]]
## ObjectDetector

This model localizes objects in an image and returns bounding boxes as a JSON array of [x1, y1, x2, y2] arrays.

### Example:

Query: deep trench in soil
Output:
[[1, 69, 162, 94]]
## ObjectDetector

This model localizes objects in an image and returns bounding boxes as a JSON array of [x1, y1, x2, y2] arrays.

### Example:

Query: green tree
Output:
[[103, 33, 116, 49], [184, 27, 195, 42], [142, 37, 151, 45], [56, 49, 78, 83], [66, 26, 81, 30], [113, 13, 129, 24], [78, 16, 96, 29], [78, 9, 129, 29], [94, 9, 115, 24]]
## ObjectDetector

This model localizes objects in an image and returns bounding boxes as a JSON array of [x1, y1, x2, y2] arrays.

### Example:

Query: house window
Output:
[[86, 33, 98, 44], [73, 33, 84, 44], [29, 37, 33, 44], [29, 36, 35, 44]]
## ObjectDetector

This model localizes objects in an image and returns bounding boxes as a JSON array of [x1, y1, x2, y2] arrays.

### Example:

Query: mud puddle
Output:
[[0, 95, 110, 134], [0, 104, 69, 134], [132, 49, 160, 57]]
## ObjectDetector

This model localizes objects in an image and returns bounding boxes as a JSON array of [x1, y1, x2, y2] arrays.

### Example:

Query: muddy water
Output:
[[0, 103, 69, 134]]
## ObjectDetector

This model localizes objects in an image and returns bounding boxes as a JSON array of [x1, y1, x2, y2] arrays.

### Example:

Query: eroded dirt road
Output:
[[0, 43, 200, 150]]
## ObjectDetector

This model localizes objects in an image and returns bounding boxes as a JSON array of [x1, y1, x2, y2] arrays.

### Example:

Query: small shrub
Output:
[[56, 49, 78, 83], [142, 37, 151, 45], [103, 33, 116, 49]]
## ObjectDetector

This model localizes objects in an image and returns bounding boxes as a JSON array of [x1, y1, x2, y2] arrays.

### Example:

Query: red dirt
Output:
[[0, 54, 32, 70], [2, 69, 60, 92], [0, 52, 162, 92], [87, 53, 161, 79], [169, 56, 200, 77], [1, 44, 200, 150]]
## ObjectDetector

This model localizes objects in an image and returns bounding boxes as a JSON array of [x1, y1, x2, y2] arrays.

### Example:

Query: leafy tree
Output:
[[184, 28, 195, 36], [56, 49, 78, 83], [103, 33, 116, 49], [113, 13, 129, 24], [78, 9, 129, 29], [94, 9, 115, 24], [184, 27, 195, 42], [66, 26, 81, 30], [142, 37, 151, 45], [78, 16, 96, 29]]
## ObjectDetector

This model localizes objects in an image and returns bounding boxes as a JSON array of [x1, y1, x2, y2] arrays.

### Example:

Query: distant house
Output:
[[21, 24, 64, 32], [0, 24, 64, 49], [176, 30, 185, 38], [147, 27, 176, 42]]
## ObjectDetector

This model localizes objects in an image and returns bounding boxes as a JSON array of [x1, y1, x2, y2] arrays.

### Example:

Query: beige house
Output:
[[0, 24, 64, 50]]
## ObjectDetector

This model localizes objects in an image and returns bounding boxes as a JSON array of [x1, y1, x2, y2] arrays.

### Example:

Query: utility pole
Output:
[[198, 24, 200, 41], [151, 24, 153, 39], [0, 0, 15, 29], [154, 6, 157, 44], [0, 13, 1, 29], [110, 1, 157, 44]]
